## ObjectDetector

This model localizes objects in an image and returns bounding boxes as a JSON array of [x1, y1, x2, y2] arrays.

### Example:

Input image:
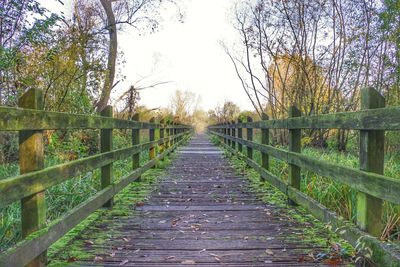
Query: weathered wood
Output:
[[18, 88, 46, 267], [246, 116, 253, 160], [132, 113, 141, 182], [261, 113, 269, 182], [231, 120, 236, 149], [0, 106, 192, 131], [210, 131, 400, 205], [0, 134, 191, 267], [207, 106, 400, 131], [49, 135, 357, 266], [159, 118, 165, 153], [357, 88, 385, 237], [0, 136, 188, 208], [237, 118, 243, 152], [149, 117, 156, 166], [216, 135, 400, 266], [100, 105, 113, 208], [288, 106, 301, 200], [227, 122, 231, 147]]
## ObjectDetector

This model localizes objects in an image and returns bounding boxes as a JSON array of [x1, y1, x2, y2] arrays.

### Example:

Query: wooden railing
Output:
[[208, 87, 400, 265], [0, 88, 192, 267]]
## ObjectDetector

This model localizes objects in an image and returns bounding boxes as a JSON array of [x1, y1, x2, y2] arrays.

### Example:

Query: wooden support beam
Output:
[[160, 118, 165, 153], [149, 117, 156, 164], [132, 113, 141, 182], [261, 113, 269, 181], [237, 118, 243, 153], [19, 88, 46, 267], [288, 106, 301, 204], [100, 105, 113, 208], [246, 116, 253, 160], [357, 87, 385, 237], [231, 120, 236, 149]]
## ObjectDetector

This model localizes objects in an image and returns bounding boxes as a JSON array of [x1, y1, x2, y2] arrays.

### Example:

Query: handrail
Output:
[[0, 106, 192, 131], [208, 106, 400, 130], [208, 87, 400, 266], [0, 88, 193, 266]]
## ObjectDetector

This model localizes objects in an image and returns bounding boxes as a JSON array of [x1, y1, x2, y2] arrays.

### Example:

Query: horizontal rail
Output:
[[212, 131, 400, 205], [0, 106, 192, 131], [0, 134, 190, 267], [208, 106, 400, 130], [214, 135, 400, 266], [0, 132, 187, 208]]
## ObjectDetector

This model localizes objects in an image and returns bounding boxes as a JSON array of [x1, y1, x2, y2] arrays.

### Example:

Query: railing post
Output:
[[160, 118, 165, 153], [132, 113, 141, 181], [246, 116, 253, 160], [167, 120, 171, 148], [149, 117, 156, 163], [227, 122, 231, 147], [288, 106, 301, 203], [100, 105, 113, 208], [231, 120, 236, 149], [261, 113, 269, 181], [19, 88, 46, 267], [357, 87, 385, 237], [237, 118, 243, 153], [223, 122, 227, 145]]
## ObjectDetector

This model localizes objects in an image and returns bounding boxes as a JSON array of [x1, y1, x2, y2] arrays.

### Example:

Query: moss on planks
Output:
[[47, 155, 175, 266]]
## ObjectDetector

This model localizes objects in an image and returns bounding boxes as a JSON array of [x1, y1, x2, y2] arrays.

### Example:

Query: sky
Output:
[[41, 0, 255, 111]]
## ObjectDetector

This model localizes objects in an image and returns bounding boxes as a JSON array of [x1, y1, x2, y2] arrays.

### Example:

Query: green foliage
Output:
[[0, 129, 160, 253]]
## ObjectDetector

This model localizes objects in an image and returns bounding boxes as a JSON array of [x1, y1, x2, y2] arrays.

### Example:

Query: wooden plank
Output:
[[0, 106, 192, 131], [0, 141, 154, 208], [100, 105, 113, 208], [0, 133, 191, 267], [216, 138, 400, 266], [208, 106, 400, 130], [210, 131, 400, 205], [18, 88, 46, 267], [357, 88, 385, 237]]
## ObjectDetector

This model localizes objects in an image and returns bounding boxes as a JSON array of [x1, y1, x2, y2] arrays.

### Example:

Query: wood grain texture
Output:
[[48, 135, 352, 266]]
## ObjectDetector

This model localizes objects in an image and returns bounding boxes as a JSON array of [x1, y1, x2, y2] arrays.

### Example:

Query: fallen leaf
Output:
[[265, 249, 274, 255], [94, 256, 103, 262], [119, 259, 129, 266], [122, 237, 130, 242], [181, 260, 196, 264], [135, 201, 145, 207], [84, 240, 94, 246], [67, 256, 78, 262]]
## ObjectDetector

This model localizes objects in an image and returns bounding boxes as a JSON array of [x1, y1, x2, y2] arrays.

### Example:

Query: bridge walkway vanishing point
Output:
[[49, 134, 352, 266]]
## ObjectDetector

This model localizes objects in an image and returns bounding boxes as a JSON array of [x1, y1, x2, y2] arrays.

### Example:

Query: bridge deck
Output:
[[50, 135, 350, 266]]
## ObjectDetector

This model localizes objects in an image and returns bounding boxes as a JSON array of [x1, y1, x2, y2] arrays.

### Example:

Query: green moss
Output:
[[218, 141, 355, 261], [47, 153, 176, 266]]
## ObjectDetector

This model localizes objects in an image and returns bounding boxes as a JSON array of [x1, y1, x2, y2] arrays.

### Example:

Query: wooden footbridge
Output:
[[0, 88, 400, 266]]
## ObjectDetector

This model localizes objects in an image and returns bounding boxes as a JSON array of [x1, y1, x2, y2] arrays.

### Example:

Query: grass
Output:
[[217, 140, 355, 264], [0, 129, 162, 253], [210, 133, 400, 242]]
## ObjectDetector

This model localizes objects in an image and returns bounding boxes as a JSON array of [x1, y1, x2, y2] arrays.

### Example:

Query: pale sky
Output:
[[41, 0, 255, 111]]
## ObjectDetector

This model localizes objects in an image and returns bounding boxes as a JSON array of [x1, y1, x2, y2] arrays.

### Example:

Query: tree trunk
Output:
[[97, 0, 117, 112]]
